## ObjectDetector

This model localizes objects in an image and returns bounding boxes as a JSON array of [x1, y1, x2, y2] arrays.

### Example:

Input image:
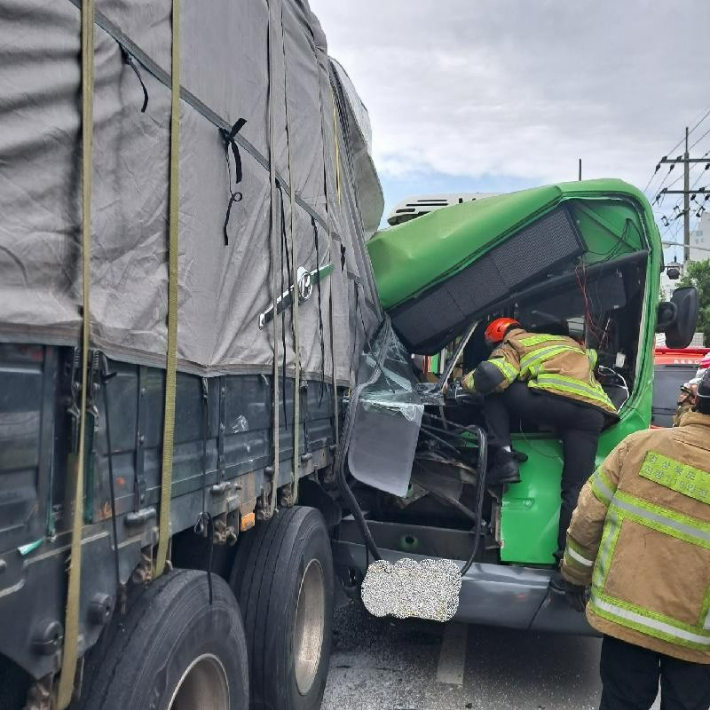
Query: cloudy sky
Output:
[[309, 1, 710, 246]]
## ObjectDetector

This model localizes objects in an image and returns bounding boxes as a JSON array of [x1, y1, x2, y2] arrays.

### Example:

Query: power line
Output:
[[663, 240, 710, 254], [643, 105, 710, 193], [690, 123, 710, 151], [654, 151, 710, 222], [650, 152, 710, 198], [651, 127, 710, 260], [657, 150, 710, 194], [650, 122, 710, 261], [688, 105, 710, 139], [662, 105, 710, 157]]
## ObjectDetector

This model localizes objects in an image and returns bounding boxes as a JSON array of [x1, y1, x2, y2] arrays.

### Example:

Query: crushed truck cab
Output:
[[330, 179, 694, 632]]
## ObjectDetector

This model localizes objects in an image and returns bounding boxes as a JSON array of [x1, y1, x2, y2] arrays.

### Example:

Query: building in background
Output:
[[386, 193, 496, 226], [689, 212, 710, 262], [661, 212, 710, 298]]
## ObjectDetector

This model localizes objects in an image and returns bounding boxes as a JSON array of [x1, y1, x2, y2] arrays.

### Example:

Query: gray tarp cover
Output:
[[0, 0, 383, 384]]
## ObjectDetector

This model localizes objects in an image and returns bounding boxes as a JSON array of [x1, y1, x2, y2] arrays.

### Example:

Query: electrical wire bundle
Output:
[[574, 261, 611, 350]]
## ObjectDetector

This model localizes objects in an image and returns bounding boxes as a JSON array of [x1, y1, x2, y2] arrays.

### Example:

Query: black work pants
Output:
[[600, 635, 710, 710], [484, 381, 604, 551]]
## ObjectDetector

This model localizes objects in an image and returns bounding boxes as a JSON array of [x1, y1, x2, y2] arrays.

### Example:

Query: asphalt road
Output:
[[322, 601, 661, 710]]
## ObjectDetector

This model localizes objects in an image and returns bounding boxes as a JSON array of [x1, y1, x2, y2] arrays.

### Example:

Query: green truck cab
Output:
[[332, 179, 698, 632]]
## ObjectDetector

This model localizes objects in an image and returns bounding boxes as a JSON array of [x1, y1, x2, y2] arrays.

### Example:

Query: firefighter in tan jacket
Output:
[[462, 317, 616, 555], [560, 367, 710, 710]]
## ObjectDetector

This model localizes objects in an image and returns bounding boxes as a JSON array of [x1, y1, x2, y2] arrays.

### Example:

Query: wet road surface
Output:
[[322, 601, 660, 710]]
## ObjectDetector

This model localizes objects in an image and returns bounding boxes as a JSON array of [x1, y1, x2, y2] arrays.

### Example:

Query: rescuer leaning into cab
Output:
[[460, 317, 618, 556]]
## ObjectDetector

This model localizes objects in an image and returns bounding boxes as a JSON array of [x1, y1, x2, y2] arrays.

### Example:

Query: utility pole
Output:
[[656, 126, 710, 263], [578, 158, 582, 181], [684, 127, 690, 262]]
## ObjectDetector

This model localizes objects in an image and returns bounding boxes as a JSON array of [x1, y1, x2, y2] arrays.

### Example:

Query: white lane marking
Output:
[[436, 622, 468, 686], [650, 689, 661, 710]]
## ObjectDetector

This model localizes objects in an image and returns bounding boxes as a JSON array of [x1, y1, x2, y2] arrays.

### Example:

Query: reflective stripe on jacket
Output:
[[561, 412, 710, 664], [463, 328, 616, 415]]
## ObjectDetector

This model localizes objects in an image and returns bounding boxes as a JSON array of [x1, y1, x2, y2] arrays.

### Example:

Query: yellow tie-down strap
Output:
[[156, 0, 181, 579], [56, 0, 95, 706]]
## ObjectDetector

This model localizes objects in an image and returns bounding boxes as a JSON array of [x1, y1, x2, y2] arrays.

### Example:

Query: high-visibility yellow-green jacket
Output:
[[462, 328, 616, 415], [562, 413, 710, 664]]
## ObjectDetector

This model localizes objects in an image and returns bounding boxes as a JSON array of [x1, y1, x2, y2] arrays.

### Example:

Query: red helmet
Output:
[[484, 317, 520, 346]]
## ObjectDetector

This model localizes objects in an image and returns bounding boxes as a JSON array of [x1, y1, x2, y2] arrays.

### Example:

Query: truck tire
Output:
[[0, 656, 30, 710], [230, 506, 334, 710], [77, 569, 248, 710]]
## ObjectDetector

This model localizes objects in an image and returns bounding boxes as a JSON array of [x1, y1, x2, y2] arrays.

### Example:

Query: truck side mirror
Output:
[[657, 286, 699, 348]]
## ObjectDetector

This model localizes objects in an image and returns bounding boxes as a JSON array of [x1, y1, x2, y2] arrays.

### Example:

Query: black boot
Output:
[[548, 569, 566, 593], [486, 449, 521, 486]]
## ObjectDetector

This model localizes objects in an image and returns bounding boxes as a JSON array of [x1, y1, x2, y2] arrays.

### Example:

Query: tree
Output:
[[678, 259, 710, 346]]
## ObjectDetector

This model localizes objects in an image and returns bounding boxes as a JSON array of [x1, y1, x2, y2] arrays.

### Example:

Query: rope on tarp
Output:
[[56, 1, 94, 706], [327, 86, 341, 449], [278, 0, 301, 502], [331, 86, 342, 205], [328, 278, 340, 449], [155, 0, 181, 579], [266, 0, 281, 516], [120, 46, 149, 112], [99, 355, 122, 604], [277, 181, 291, 431], [219, 117, 247, 245], [312, 217, 326, 405], [193, 378, 214, 605], [308, 22, 341, 448]]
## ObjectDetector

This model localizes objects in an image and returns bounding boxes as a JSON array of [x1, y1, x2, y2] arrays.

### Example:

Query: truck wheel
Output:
[[0, 656, 30, 710], [78, 569, 248, 710], [230, 507, 334, 710]]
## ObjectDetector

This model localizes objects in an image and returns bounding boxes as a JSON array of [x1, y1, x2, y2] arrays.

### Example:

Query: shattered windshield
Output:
[[356, 321, 423, 423], [347, 320, 423, 497]]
